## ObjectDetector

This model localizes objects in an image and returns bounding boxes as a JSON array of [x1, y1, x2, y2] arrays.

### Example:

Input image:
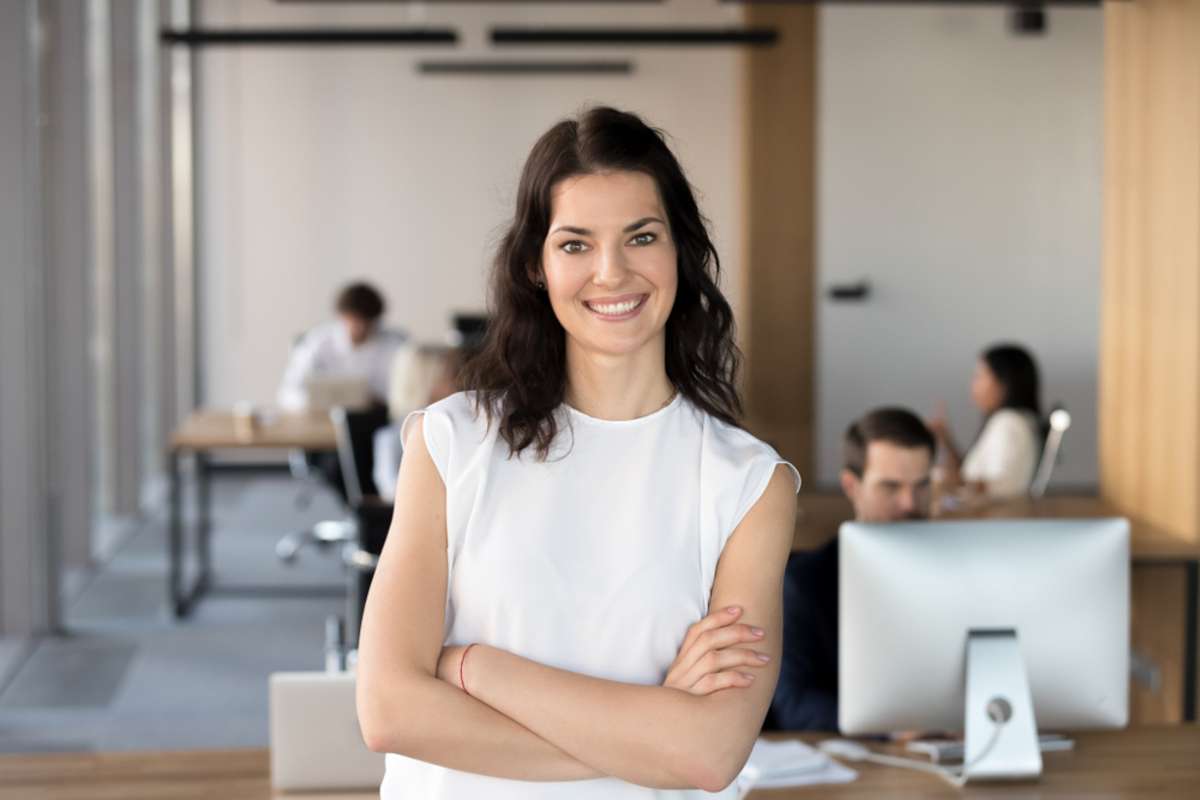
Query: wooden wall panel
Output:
[[1100, 0, 1200, 542], [1130, 565, 1187, 724], [740, 6, 816, 477]]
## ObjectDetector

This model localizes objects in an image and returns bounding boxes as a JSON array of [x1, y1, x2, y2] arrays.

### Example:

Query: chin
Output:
[[568, 321, 666, 357], [579, 336, 655, 358]]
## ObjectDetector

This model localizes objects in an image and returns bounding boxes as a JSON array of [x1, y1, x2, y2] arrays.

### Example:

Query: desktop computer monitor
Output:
[[839, 517, 1129, 780]]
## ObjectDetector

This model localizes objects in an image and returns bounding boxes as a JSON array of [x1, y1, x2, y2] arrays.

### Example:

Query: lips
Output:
[[583, 294, 648, 320]]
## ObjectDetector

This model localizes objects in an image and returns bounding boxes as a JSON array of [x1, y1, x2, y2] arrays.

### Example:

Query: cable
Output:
[[818, 718, 1008, 789], [938, 719, 1006, 788]]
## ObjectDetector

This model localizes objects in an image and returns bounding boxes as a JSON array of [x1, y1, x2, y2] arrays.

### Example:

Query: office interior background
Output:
[[0, 0, 1197, 792]]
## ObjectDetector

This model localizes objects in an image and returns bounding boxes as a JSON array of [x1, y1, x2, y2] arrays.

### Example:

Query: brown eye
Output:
[[561, 240, 588, 254]]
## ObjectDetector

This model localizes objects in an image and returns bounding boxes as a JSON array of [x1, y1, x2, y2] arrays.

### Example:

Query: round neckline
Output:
[[563, 391, 684, 426]]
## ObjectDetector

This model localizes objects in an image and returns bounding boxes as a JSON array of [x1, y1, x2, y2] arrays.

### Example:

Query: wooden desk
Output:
[[2, 728, 1196, 799], [795, 491, 1200, 725], [167, 410, 338, 618]]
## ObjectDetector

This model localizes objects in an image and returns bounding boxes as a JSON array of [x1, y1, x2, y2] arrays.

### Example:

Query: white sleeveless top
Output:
[[961, 409, 1041, 499], [380, 390, 801, 799]]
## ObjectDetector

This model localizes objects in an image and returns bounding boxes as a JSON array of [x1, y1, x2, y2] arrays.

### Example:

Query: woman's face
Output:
[[540, 170, 678, 359], [971, 358, 1004, 414]]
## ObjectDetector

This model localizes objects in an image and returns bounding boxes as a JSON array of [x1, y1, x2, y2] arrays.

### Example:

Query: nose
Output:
[[897, 487, 916, 513], [592, 242, 631, 288]]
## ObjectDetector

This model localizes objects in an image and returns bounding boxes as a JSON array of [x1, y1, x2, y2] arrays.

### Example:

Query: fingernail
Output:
[[751, 627, 764, 637], [726, 606, 741, 614], [741, 673, 756, 681], [756, 653, 771, 662]]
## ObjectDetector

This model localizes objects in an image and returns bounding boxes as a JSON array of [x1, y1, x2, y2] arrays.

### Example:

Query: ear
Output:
[[840, 469, 860, 503], [526, 264, 546, 290]]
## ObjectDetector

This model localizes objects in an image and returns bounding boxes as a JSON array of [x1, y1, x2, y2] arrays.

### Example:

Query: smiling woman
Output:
[[355, 107, 802, 799], [462, 106, 744, 459], [542, 171, 679, 406]]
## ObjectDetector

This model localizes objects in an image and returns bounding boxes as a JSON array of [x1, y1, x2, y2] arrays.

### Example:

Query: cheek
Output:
[[542, 252, 584, 298], [646, 250, 678, 301], [979, 380, 1000, 405], [865, 487, 888, 507]]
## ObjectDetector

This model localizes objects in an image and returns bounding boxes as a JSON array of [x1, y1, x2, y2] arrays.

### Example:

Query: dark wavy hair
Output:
[[460, 106, 743, 459], [982, 343, 1042, 419], [973, 343, 1047, 448]]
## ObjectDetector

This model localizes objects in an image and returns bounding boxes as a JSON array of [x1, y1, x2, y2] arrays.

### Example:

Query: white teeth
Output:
[[587, 297, 643, 316]]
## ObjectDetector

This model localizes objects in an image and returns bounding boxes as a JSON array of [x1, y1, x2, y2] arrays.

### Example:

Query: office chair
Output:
[[326, 406, 393, 648], [1029, 405, 1071, 499], [287, 449, 323, 511], [341, 502, 392, 648], [275, 404, 390, 562]]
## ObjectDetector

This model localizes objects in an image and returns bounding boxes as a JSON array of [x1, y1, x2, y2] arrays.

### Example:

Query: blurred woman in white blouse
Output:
[[372, 344, 460, 502], [930, 343, 1044, 500]]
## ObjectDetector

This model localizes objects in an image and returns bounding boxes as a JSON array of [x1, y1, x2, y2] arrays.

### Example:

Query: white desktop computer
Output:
[[838, 517, 1129, 782]]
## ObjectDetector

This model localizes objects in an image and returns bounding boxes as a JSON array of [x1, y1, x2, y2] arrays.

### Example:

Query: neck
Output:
[[563, 336, 674, 421]]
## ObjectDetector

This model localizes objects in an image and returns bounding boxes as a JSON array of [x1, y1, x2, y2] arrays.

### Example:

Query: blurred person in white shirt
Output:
[[372, 344, 460, 502], [929, 343, 1044, 500], [277, 282, 408, 412]]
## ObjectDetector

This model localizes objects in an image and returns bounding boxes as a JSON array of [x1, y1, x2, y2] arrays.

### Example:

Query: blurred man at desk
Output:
[[277, 282, 407, 412], [769, 408, 935, 731], [277, 282, 406, 502]]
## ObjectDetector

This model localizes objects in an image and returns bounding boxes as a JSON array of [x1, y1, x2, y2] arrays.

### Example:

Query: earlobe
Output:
[[527, 267, 546, 290], [840, 470, 858, 502]]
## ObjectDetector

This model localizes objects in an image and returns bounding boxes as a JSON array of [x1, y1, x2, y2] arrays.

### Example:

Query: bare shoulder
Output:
[[745, 465, 799, 536], [401, 410, 427, 450], [762, 463, 801, 508], [720, 465, 798, 568]]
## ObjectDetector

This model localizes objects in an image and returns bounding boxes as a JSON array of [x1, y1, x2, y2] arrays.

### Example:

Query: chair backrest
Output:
[[330, 404, 390, 507], [1029, 405, 1071, 499], [330, 408, 362, 506]]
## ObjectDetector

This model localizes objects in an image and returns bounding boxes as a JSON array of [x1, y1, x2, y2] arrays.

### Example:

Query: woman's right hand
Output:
[[662, 606, 771, 696], [927, 401, 951, 443]]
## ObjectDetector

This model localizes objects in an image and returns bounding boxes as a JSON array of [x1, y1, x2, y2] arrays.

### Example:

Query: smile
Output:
[[583, 294, 648, 320]]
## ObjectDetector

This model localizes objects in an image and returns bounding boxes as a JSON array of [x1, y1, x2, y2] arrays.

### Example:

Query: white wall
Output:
[[196, 0, 747, 407], [815, 6, 1102, 487]]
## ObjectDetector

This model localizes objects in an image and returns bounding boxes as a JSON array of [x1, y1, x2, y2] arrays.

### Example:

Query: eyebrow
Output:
[[550, 217, 666, 237]]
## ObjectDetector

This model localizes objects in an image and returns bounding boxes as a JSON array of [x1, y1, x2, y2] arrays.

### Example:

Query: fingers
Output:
[[673, 621, 766, 680], [678, 605, 743, 657], [696, 623, 766, 654], [677, 647, 771, 691], [689, 670, 758, 696], [669, 606, 744, 679]]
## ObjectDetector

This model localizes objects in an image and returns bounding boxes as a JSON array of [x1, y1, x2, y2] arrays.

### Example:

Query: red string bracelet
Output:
[[459, 644, 478, 695]]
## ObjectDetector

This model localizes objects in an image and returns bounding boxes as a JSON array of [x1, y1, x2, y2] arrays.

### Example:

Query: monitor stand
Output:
[[963, 628, 1042, 781]]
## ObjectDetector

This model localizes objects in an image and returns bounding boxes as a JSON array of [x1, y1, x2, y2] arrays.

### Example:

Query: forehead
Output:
[[862, 440, 932, 480], [548, 171, 664, 226]]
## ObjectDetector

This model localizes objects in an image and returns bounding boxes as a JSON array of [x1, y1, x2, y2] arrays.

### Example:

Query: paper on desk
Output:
[[734, 738, 858, 796]]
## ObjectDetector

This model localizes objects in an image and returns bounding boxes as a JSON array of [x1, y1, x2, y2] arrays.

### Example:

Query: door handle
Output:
[[826, 280, 871, 302]]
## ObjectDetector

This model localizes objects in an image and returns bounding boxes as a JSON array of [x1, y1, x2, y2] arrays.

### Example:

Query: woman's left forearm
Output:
[[460, 644, 769, 793]]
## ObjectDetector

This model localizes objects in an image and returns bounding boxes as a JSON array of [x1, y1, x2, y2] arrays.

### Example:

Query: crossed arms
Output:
[[355, 416, 797, 793]]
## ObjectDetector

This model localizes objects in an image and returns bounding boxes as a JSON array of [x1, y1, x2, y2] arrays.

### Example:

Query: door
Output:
[[813, 6, 1102, 488]]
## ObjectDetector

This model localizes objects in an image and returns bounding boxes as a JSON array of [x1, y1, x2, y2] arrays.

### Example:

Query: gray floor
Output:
[[0, 474, 353, 753]]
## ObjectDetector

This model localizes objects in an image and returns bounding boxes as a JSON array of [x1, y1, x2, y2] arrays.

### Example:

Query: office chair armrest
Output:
[[342, 546, 378, 573]]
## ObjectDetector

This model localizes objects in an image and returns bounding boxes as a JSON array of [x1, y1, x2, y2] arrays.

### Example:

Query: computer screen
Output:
[[839, 518, 1128, 777]]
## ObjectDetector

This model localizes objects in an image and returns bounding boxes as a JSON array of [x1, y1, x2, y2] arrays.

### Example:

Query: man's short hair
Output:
[[335, 282, 385, 322], [843, 407, 936, 477]]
